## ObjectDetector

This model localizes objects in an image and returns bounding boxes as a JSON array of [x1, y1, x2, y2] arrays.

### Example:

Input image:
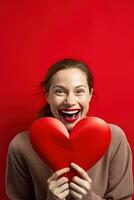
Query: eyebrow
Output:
[[52, 85, 87, 89]]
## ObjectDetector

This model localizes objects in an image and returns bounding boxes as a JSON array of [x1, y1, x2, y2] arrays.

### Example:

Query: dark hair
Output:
[[38, 58, 94, 118]]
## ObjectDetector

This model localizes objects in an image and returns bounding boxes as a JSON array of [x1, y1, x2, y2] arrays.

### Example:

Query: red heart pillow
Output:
[[30, 117, 111, 179]]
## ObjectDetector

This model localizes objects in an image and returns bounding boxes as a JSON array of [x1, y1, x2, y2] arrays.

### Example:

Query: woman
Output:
[[6, 58, 133, 200]]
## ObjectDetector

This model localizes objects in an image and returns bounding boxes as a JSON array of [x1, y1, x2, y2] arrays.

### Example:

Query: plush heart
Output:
[[30, 117, 111, 179]]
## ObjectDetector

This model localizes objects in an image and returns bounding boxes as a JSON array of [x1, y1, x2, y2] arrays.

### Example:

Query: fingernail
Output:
[[71, 162, 74, 165], [71, 162, 75, 166]]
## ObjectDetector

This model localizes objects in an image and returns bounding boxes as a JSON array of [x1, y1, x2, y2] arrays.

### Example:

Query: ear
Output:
[[89, 88, 93, 102], [90, 88, 93, 95], [45, 92, 50, 104]]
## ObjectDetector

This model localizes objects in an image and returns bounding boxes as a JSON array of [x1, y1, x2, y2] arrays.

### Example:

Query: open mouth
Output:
[[58, 109, 81, 123]]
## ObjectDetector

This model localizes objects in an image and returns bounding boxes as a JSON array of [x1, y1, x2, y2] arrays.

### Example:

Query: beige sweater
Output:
[[5, 124, 133, 200]]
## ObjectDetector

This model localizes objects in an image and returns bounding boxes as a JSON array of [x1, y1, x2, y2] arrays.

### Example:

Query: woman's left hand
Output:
[[69, 163, 92, 200]]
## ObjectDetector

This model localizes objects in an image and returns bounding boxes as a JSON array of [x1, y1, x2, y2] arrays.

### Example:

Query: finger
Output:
[[70, 189, 83, 200], [56, 189, 70, 200], [70, 182, 87, 196], [71, 163, 91, 182], [52, 183, 69, 197], [72, 176, 91, 191], [48, 177, 69, 193], [53, 177, 69, 188], [48, 168, 70, 182], [57, 183, 69, 193]]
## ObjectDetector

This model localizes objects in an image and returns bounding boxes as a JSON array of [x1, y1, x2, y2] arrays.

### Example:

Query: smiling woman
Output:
[[5, 58, 133, 200], [45, 69, 93, 131], [39, 59, 93, 132]]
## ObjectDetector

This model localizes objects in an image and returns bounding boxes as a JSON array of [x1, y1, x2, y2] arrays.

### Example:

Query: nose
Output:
[[63, 92, 76, 106]]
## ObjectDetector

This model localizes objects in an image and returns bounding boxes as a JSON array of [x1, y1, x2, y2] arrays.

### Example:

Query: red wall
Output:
[[1, 1, 134, 199]]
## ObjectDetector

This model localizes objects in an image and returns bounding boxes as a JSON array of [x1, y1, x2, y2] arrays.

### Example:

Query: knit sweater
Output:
[[5, 124, 133, 200]]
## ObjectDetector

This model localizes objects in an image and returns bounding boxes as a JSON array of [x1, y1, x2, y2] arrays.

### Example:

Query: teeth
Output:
[[61, 110, 79, 114]]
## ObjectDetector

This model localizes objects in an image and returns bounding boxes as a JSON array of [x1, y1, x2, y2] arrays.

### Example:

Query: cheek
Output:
[[80, 95, 90, 105], [49, 96, 64, 108], [79, 96, 90, 112]]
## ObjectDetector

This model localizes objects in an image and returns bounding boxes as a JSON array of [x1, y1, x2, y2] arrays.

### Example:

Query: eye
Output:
[[75, 89, 85, 95], [55, 89, 66, 96]]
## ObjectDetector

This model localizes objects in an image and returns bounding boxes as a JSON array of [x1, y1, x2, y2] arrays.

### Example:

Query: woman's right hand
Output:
[[47, 167, 70, 200]]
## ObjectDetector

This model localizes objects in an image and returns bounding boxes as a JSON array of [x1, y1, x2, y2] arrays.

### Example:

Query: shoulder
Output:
[[8, 131, 30, 156], [107, 123, 132, 160], [108, 123, 127, 141]]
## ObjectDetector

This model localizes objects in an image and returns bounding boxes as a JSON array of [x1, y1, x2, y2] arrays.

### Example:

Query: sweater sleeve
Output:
[[84, 126, 134, 200], [5, 135, 35, 200]]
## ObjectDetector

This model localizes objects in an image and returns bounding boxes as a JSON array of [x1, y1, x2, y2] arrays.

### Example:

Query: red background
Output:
[[1, 1, 134, 199]]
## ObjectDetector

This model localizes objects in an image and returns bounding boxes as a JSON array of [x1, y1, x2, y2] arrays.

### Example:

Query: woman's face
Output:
[[46, 68, 93, 132]]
